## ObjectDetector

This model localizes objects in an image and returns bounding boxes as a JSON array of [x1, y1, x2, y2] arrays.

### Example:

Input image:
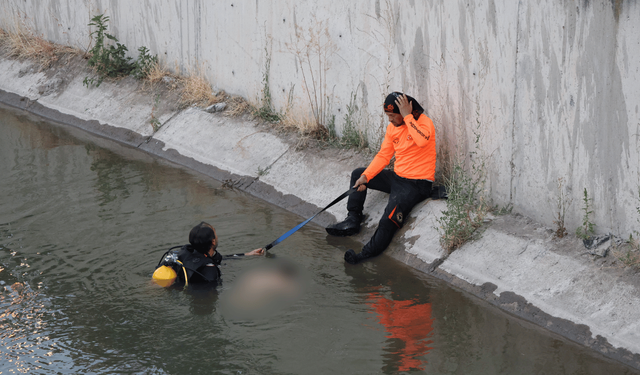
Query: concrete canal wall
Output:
[[1, 0, 640, 237], [2, 0, 640, 371]]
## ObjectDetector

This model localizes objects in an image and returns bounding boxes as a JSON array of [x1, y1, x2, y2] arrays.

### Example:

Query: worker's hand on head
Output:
[[395, 94, 413, 119], [353, 174, 368, 192], [246, 248, 265, 256]]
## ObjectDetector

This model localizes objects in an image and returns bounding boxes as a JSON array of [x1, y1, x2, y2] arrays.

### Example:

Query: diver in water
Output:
[[153, 222, 264, 287]]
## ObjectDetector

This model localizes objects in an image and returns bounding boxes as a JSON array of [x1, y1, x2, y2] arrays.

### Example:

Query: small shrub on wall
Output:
[[84, 14, 157, 87]]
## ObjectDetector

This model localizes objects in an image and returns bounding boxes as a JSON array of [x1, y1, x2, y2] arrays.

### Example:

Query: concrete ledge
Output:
[[1, 55, 639, 371], [0, 89, 31, 111], [440, 223, 640, 360], [150, 108, 289, 178], [26, 99, 148, 148]]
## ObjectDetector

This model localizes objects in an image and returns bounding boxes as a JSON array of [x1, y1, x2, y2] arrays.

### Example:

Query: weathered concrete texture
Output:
[[442, 224, 640, 355], [2, 55, 640, 371], [0, 58, 46, 100], [511, 0, 640, 235], [37, 75, 160, 139], [151, 108, 290, 179]]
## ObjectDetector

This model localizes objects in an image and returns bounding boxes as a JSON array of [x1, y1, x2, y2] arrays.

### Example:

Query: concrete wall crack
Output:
[[509, 0, 522, 205], [138, 108, 185, 148], [247, 145, 291, 189]]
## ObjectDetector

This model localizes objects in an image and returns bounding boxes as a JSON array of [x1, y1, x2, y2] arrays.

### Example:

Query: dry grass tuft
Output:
[[144, 61, 173, 85], [226, 95, 250, 117], [286, 20, 336, 129], [613, 246, 640, 269], [278, 103, 327, 136], [137, 61, 181, 94], [279, 107, 319, 134], [0, 25, 77, 69], [275, 108, 328, 150], [435, 140, 453, 185], [178, 68, 222, 108], [140, 61, 251, 117]]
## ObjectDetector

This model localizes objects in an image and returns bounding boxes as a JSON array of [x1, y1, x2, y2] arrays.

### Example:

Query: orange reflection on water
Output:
[[367, 293, 434, 372]]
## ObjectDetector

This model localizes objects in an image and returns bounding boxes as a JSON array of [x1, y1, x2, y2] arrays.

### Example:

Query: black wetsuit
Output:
[[175, 245, 221, 284]]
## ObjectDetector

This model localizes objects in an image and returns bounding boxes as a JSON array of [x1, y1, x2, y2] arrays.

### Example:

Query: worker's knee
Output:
[[381, 204, 406, 229], [379, 214, 402, 231]]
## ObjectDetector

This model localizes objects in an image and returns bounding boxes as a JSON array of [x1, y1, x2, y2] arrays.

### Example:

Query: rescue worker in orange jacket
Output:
[[326, 92, 436, 264]]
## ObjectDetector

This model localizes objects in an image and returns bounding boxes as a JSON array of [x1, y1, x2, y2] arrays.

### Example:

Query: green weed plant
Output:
[[323, 92, 368, 150], [575, 188, 595, 240], [84, 14, 157, 87], [437, 116, 489, 253], [437, 159, 488, 253], [255, 46, 280, 122], [132, 46, 158, 80]]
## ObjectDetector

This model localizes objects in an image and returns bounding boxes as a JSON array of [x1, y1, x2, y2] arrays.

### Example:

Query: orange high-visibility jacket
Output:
[[363, 113, 436, 181]]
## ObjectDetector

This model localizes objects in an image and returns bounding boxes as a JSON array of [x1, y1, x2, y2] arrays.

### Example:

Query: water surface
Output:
[[0, 104, 637, 374]]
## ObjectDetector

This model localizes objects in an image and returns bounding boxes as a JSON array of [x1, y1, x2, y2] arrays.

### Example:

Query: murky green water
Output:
[[0, 104, 637, 374]]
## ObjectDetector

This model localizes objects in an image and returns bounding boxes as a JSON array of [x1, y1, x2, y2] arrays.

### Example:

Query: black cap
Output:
[[189, 222, 215, 254], [383, 92, 424, 119]]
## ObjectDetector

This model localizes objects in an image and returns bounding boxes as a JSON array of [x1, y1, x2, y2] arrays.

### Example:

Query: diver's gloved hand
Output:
[[211, 250, 223, 265]]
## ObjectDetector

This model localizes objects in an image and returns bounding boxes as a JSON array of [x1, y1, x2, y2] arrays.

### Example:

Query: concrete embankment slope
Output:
[[1, 56, 640, 371]]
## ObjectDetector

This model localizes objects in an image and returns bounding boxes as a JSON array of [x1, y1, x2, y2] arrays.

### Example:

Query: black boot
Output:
[[344, 249, 368, 264], [326, 212, 363, 237]]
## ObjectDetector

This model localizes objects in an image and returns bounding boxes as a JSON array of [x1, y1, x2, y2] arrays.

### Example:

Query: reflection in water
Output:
[[90, 148, 133, 207], [183, 286, 219, 316], [367, 291, 434, 372]]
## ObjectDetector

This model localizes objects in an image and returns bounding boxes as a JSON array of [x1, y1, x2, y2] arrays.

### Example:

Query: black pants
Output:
[[347, 167, 432, 259]]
